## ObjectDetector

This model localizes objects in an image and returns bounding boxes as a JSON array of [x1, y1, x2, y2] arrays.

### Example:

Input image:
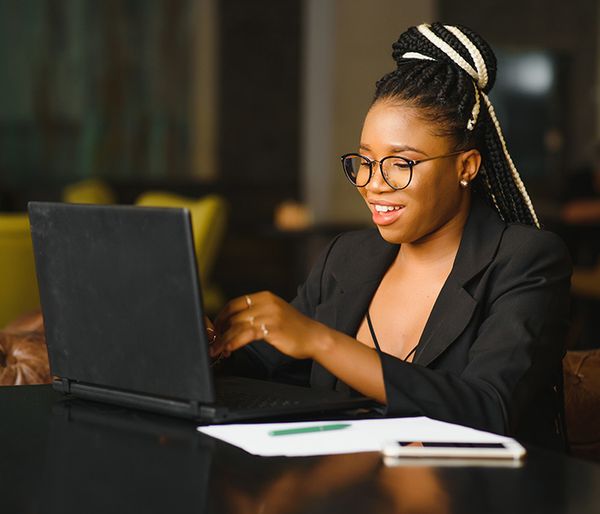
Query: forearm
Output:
[[312, 327, 387, 404]]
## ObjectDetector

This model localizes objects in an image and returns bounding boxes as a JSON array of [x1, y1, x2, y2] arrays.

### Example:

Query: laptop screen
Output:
[[29, 202, 215, 403]]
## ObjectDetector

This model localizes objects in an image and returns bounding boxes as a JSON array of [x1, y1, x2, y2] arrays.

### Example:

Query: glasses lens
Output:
[[343, 156, 370, 186], [382, 157, 412, 189]]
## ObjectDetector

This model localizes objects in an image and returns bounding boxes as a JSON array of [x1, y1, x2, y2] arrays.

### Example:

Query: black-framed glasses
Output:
[[340, 150, 465, 190]]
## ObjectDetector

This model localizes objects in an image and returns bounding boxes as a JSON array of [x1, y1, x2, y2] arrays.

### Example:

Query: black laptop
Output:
[[28, 202, 372, 423]]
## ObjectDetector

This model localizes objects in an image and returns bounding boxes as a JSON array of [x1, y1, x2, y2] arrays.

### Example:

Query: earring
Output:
[[460, 179, 469, 188]]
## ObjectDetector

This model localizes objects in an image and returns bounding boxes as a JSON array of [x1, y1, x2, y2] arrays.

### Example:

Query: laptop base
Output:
[[53, 376, 375, 424]]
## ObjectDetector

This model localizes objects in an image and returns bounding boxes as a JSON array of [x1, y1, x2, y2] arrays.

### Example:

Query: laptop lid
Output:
[[28, 201, 215, 404]]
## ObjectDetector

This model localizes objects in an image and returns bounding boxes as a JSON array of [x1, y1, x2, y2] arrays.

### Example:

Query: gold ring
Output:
[[245, 295, 252, 308], [260, 323, 269, 337], [206, 327, 216, 344]]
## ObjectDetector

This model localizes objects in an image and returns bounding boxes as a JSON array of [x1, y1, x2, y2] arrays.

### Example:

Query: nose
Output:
[[364, 161, 393, 193]]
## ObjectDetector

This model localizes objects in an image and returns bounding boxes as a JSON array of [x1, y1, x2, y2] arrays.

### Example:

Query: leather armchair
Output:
[[563, 349, 600, 460], [0, 311, 50, 386]]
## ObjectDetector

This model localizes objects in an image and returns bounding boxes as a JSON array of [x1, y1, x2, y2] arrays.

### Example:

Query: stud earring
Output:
[[460, 179, 469, 188]]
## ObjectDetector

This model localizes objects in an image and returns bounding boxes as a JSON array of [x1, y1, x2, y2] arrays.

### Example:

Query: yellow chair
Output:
[[0, 214, 40, 328], [62, 178, 116, 205], [135, 192, 228, 314]]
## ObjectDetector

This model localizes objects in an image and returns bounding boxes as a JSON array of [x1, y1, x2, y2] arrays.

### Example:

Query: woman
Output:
[[211, 22, 571, 450]]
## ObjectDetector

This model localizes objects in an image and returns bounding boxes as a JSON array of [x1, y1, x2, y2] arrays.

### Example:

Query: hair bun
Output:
[[391, 22, 497, 94]]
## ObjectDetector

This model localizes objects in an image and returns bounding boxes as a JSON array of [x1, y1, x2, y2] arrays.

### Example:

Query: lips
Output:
[[369, 201, 405, 226]]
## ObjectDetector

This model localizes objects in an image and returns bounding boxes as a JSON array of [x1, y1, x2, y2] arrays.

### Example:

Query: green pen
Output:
[[268, 423, 351, 436]]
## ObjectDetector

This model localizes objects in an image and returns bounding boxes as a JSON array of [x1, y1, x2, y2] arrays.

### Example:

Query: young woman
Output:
[[211, 22, 571, 450]]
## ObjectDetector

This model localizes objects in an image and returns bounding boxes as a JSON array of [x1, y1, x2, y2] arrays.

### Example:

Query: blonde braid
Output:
[[444, 25, 489, 89], [481, 93, 540, 227], [417, 25, 479, 83]]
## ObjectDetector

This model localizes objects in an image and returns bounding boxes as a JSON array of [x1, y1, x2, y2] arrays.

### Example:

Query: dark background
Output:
[[1, 0, 600, 346]]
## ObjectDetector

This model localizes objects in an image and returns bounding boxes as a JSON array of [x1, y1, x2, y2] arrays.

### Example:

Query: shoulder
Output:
[[496, 223, 571, 270], [328, 228, 383, 251], [480, 223, 573, 301], [304, 228, 397, 290], [324, 228, 395, 265]]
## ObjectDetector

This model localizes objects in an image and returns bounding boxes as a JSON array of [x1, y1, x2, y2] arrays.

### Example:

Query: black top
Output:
[[231, 195, 572, 450]]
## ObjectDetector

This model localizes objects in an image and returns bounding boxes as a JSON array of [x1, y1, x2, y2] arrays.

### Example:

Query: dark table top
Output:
[[2, 384, 600, 514]]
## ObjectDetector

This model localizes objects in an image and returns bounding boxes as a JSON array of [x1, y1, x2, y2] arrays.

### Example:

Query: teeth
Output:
[[374, 204, 402, 212]]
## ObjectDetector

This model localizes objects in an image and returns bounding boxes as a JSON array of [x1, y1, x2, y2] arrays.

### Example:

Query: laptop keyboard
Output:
[[215, 389, 304, 410]]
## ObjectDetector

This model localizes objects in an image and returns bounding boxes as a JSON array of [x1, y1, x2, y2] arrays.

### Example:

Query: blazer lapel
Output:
[[310, 233, 398, 388], [412, 276, 478, 366], [413, 195, 506, 366]]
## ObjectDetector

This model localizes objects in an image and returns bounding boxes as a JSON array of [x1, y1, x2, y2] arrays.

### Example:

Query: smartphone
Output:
[[382, 440, 526, 461]]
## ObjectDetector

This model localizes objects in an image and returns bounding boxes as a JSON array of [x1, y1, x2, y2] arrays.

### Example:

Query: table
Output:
[[2, 385, 600, 514]]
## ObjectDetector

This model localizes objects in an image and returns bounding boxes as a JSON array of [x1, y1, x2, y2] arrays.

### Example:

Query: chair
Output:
[[0, 214, 40, 328], [62, 178, 116, 205], [135, 192, 228, 314], [564, 349, 600, 460], [0, 310, 49, 385]]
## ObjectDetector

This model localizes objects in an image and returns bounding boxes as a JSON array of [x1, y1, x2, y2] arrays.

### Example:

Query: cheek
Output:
[[386, 170, 459, 242], [406, 171, 446, 216]]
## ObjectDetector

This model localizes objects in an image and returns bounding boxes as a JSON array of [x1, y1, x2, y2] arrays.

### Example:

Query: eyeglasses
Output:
[[340, 150, 465, 190]]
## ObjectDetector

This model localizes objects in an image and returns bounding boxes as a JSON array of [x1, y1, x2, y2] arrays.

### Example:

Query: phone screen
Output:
[[397, 442, 507, 448]]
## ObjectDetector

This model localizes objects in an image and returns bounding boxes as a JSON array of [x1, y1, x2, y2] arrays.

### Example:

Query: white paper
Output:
[[197, 417, 511, 457]]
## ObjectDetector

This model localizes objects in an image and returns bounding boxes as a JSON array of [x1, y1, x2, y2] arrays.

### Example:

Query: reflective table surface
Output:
[[2, 385, 600, 514]]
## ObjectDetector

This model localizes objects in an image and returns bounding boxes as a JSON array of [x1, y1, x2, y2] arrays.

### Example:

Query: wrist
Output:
[[309, 322, 336, 361]]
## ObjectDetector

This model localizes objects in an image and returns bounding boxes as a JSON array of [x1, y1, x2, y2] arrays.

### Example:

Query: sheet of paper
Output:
[[197, 417, 511, 457]]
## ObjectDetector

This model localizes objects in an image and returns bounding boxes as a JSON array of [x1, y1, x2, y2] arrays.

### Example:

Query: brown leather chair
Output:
[[563, 349, 600, 460], [0, 311, 50, 386]]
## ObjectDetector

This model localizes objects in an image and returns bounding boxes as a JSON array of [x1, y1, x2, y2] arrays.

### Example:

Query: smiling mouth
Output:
[[369, 202, 405, 226], [373, 204, 404, 212]]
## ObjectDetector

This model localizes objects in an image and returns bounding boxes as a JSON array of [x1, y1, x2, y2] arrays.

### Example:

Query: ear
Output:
[[456, 149, 481, 184]]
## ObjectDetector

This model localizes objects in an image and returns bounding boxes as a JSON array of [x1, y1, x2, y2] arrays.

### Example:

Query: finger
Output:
[[210, 333, 230, 357], [224, 326, 264, 353], [214, 295, 253, 332], [227, 304, 273, 331], [204, 316, 215, 331], [210, 321, 256, 356], [205, 318, 217, 345]]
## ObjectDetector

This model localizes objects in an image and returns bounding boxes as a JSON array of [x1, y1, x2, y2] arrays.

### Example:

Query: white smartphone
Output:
[[382, 440, 526, 461]]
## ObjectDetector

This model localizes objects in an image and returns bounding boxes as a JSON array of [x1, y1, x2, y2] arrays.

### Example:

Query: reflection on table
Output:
[[2, 385, 600, 514]]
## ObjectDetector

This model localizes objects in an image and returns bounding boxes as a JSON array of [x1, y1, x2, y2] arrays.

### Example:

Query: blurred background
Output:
[[1, 0, 600, 349]]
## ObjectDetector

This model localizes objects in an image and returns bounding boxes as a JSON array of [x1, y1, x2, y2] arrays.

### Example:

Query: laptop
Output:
[[28, 201, 373, 423]]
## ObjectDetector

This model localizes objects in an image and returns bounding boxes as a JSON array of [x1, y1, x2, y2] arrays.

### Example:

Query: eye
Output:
[[392, 160, 411, 169]]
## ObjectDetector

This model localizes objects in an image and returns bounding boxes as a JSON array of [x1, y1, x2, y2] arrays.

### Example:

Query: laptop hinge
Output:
[[189, 401, 219, 418], [189, 400, 200, 417], [52, 377, 72, 394]]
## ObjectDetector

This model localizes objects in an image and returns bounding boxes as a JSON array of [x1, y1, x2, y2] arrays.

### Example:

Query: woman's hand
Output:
[[205, 316, 216, 343], [212, 291, 331, 360], [204, 316, 231, 362]]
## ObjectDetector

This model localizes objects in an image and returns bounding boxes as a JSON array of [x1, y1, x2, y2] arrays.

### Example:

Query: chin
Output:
[[374, 224, 411, 245]]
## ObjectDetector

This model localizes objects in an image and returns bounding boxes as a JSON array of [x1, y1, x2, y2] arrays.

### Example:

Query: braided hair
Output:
[[374, 22, 539, 227]]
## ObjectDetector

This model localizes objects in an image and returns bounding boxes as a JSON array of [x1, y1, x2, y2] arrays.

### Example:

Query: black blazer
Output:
[[233, 195, 572, 450]]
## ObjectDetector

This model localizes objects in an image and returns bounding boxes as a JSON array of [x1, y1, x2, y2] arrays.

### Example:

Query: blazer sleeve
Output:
[[219, 234, 343, 384], [379, 229, 572, 436]]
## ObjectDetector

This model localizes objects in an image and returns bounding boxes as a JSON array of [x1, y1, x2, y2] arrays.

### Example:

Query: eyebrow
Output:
[[359, 143, 429, 156]]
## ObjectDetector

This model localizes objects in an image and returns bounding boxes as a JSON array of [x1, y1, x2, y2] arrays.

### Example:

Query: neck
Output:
[[397, 195, 471, 269]]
